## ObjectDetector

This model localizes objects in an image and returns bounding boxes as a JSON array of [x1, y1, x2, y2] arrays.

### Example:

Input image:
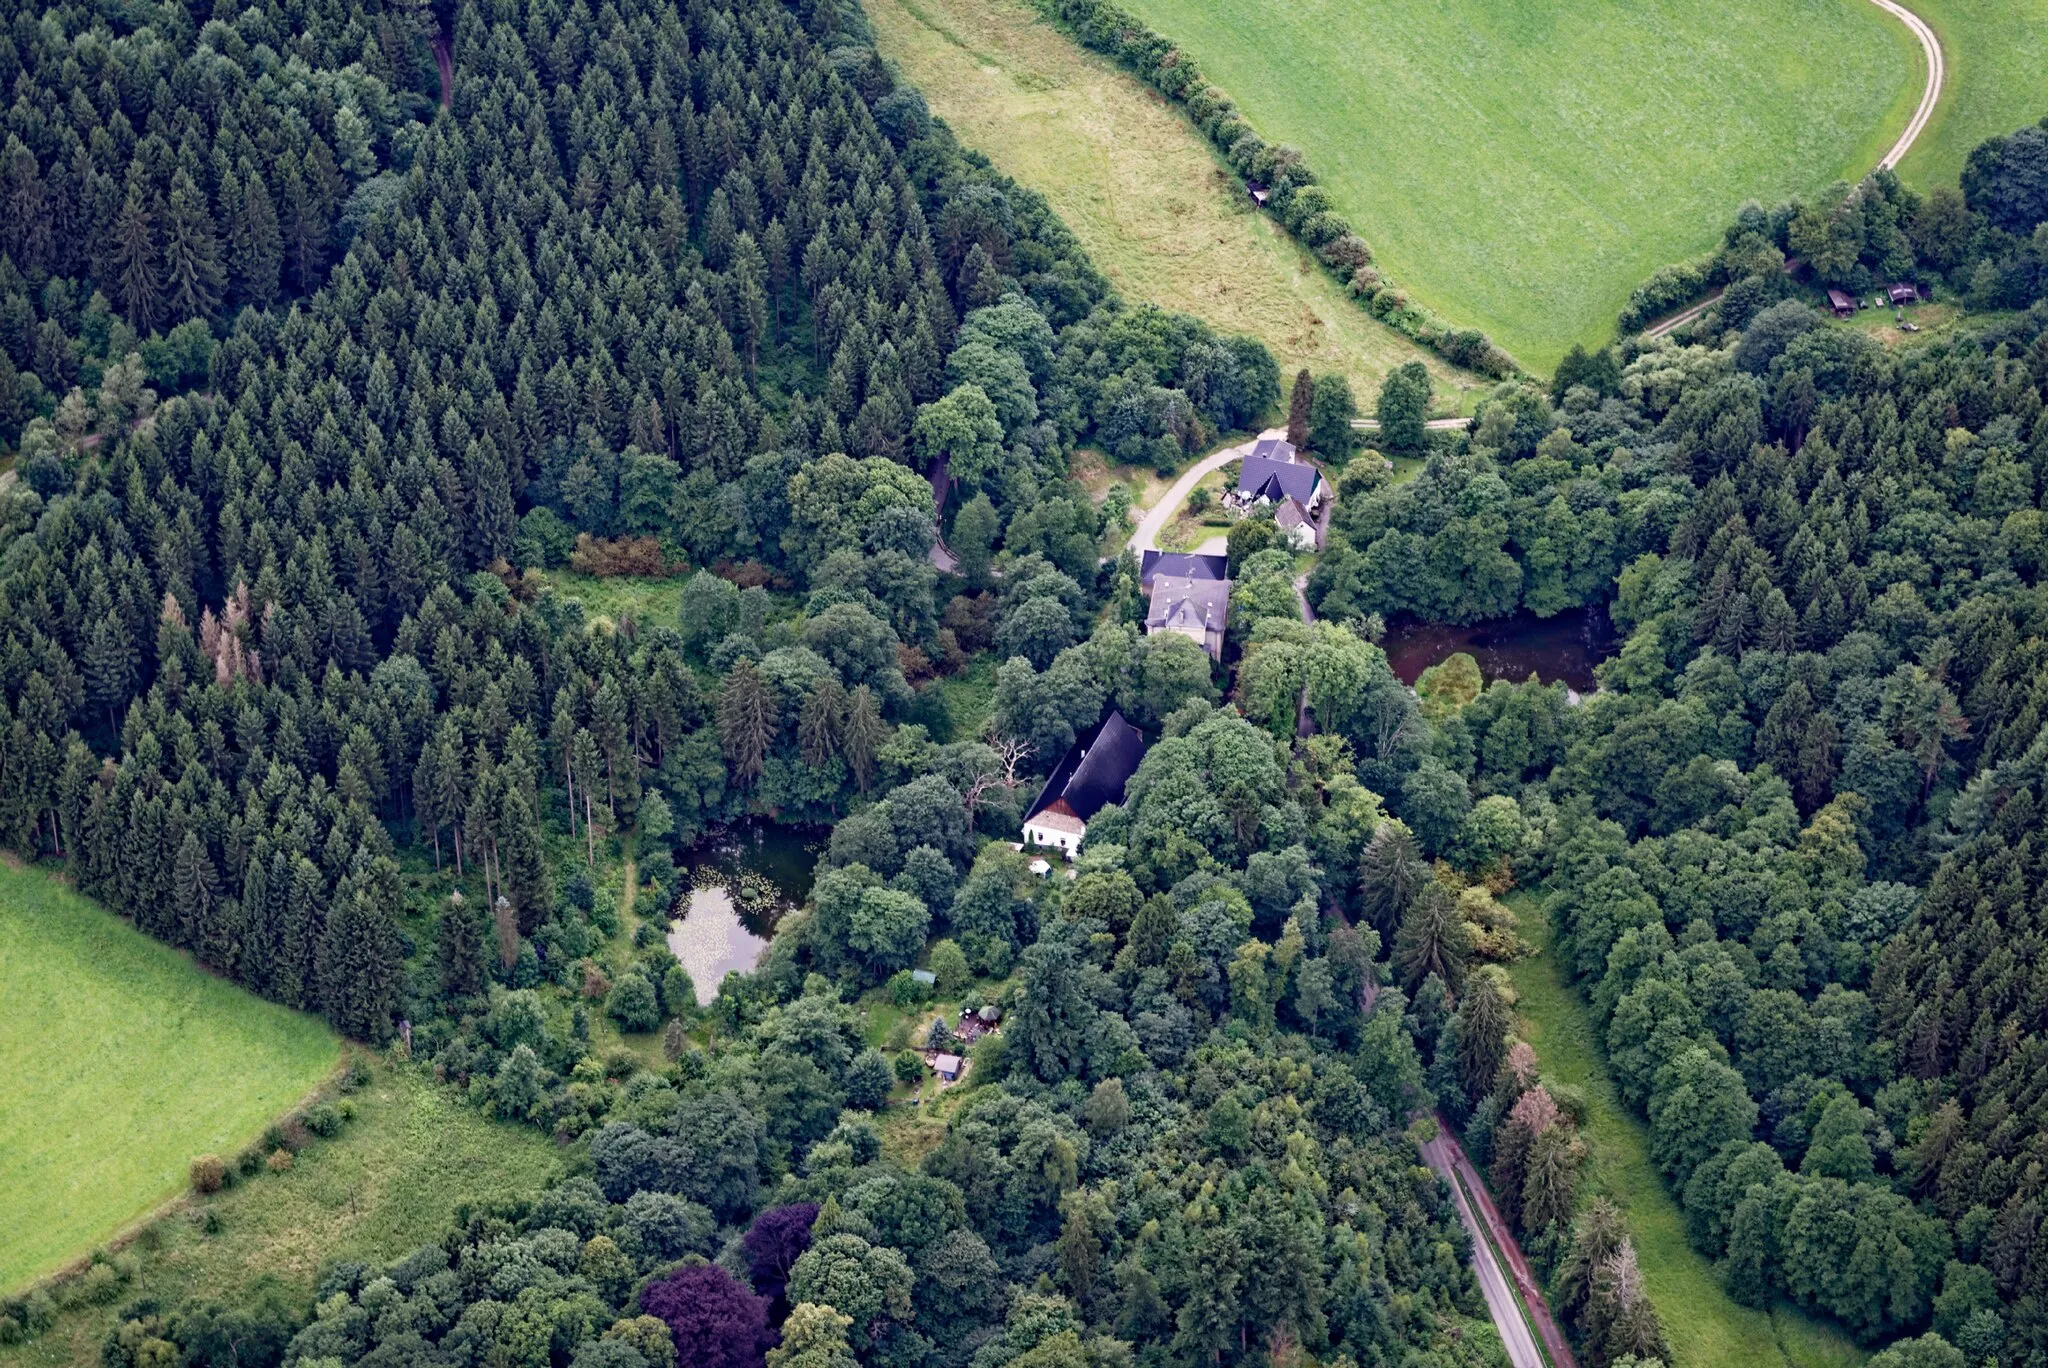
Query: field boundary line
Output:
[[6, 1052, 357, 1298]]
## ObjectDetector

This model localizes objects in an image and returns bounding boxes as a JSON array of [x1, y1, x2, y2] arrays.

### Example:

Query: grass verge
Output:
[[862, 0, 1479, 404], [1504, 893, 1866, 1368], [0, 862, 341, 1292], [0, 1060, 561, 1368]]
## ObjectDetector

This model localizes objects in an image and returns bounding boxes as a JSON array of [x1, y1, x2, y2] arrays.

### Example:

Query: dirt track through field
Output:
[[1641, 0, 1943, 340]]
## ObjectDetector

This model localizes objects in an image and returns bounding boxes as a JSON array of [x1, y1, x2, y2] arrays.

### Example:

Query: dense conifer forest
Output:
[[7, 1, 2048, 1367]]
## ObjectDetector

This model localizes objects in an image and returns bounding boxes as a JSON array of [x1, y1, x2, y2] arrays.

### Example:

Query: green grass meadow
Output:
[[1110, 0, 1922, 370], [0, 1062, 562, 1368], [1504, 894, 1867, 1368], [863, 0, 1482, 405], [1892, 0, 2048, 188], [0, 863, 341, 1292]]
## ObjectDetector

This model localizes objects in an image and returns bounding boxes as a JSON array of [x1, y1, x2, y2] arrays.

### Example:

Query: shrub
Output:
[[569, 533, 673, 577], [609, 973, 663, 1032], [266, 1149, 294, 1173], [190, 1154, 227, 1194], [71, 1262, 124, 1306], [303, 1103, 344, 1138], [237, 1147, 266, 1177], [895, 1050, 925, 1084]]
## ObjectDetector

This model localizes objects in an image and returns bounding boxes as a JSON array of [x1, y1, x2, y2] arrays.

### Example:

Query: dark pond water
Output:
[[665, 820, 825, 1005], [1381, 606, 1616, 694]]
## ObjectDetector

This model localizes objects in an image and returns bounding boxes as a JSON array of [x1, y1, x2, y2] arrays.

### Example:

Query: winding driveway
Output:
[[1126, 440, 1250, 556], [1642, 0, 1944, 340]]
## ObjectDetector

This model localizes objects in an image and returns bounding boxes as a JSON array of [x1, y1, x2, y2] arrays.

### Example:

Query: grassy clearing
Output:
[[1892, 0, 2048, 188], [862, 0, 1480, 405], [0, 863, 341, 1293], [1109, 0, 1920, 371], [547, 570, 689, 629], [1504, 893, 1866, 1368], [0, 1062, 562, 1368]]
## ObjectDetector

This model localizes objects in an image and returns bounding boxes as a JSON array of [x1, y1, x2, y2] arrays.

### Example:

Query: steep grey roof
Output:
[[1145, 575, 1231, 634], [1024, 710, 1148, 824], [1139, 550, 1229, 586], [1238, 455, 1322, 505], [1250, 436, 1298, 463]]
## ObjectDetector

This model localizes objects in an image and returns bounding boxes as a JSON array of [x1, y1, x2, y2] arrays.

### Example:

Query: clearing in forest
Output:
[[863, 0, 1478, 405], [0, 863, 340, 1292], [1109, 0, 1923, 371]]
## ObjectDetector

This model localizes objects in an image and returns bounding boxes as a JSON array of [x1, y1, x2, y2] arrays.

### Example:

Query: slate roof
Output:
[[1238, 454, 1322, 506], [1139, 550, 1229, 586], [1024, 710, 1147, 825], [1145, 575, 1231, 635], [1249, 436, 1298, 463]]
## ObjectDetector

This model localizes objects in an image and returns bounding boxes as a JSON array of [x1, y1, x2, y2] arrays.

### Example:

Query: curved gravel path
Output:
[[1642, 0, 1944, 340]]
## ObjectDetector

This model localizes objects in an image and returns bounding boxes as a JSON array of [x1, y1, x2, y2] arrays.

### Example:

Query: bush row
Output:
[[1616, 254, 1721, 334], [1030, 0, 1519, 378], [0, 1057, 371, 1346]]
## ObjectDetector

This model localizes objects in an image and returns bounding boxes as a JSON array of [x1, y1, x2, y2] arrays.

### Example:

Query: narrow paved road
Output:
[[1641, 0, 1943, 340], [1431, 1116, 1581, 1368], [1127, 438, 1254, 555], [1420, 1122, 1549, 1368]]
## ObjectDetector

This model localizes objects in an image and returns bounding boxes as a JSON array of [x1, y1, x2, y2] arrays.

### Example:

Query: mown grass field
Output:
[[0, 863, 341, 1292], [1109, 0, 1921, 371], [1892, 0, 2048, 188], [0, 1062, 562, 1368], [1504, 894, 1866, 1368], [862, 0, 1481, 406]]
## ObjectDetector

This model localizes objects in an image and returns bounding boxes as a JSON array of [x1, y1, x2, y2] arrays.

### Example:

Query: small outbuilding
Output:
[[1888, 282, 1920, 306], [1248, 183, 1270, 207], [910, 968, 937, 987], [932, 1053, 963, 1082], [1827, 289, 1857, 318]]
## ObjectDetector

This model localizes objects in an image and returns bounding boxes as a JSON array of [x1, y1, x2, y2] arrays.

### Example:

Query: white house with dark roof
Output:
[[1274, 496, 1320, 550], [1235, 443, 1326, 513], [1020, 710, 1147, 857], [1145, 574, 1230, 660]]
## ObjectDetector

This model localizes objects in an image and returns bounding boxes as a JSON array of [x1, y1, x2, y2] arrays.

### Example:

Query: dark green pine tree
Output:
[[1285, 368, 1313, 448], [82, 593, 134, 733], [112, 177, 162, 333], [233, 170, 284, 309], [437, 890, 489, 1000], [160, 170, 225, 322], [497, 787, 551, 934], [318, 882, 401, 1042], [277, 856, 325, 1010], [173, 830, 222, 963]]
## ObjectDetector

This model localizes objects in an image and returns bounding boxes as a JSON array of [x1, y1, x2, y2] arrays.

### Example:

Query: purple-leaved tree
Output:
[[640, 1264, 773, 1368]]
